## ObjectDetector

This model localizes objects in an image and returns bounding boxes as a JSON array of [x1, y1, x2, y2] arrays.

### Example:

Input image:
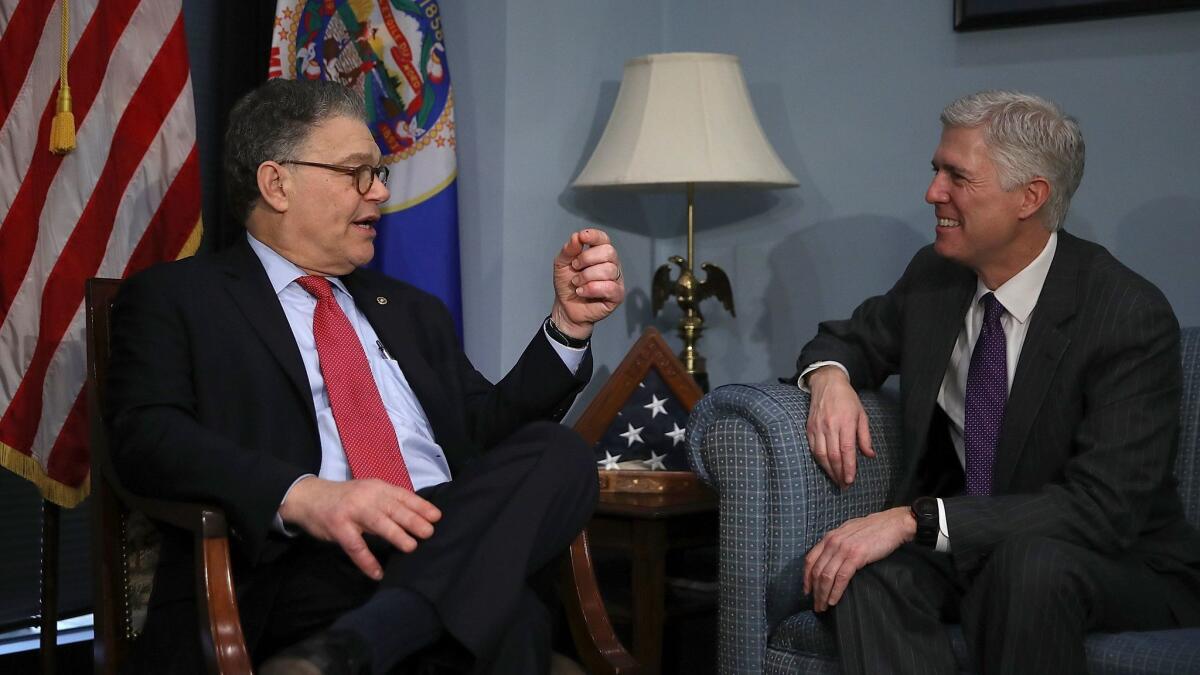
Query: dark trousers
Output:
[[133, 421, 598, 674], [831, 537, 1196, 675]]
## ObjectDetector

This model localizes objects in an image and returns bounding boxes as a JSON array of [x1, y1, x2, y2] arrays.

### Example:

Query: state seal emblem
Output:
[[270, 0, 453, 163], [270, 0, 463, 334]]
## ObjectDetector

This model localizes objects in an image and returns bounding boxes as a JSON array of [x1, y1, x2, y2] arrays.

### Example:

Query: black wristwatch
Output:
[[544, 315, 590, 349], [911, 496, 939, 548]]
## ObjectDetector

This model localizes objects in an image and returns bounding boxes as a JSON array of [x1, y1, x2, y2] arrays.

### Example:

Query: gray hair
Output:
[[223, 79, 367, 224], [940, 90, 1085, 232]]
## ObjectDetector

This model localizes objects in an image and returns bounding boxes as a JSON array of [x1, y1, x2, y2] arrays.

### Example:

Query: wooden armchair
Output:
[[87, 277, 252, 674], [86, 277, 641, 675]]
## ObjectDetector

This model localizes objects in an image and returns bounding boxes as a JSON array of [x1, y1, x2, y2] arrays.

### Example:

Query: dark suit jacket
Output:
[[106, 237, 591, 612], [797, 232, 1200, 621]]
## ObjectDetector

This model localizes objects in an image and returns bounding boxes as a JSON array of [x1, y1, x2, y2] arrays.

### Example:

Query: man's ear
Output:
[[257, 162, 290, 213], [1018, 176, 1051, 220]]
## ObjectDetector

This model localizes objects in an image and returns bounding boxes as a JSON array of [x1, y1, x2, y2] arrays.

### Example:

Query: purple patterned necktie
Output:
[[963, 292, 1007, 496]]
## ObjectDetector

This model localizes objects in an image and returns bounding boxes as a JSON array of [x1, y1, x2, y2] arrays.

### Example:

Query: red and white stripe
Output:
[[0, 0, 201, 507]]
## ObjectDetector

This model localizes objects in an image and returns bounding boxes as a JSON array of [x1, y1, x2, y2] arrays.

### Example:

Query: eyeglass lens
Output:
[[354, 165, 389, 194]]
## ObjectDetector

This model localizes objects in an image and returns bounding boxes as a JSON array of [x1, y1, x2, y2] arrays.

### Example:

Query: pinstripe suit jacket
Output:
[[798, 232, 1200, 621]]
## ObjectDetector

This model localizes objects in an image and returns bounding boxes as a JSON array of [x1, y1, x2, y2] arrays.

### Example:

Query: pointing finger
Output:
[[337, 530, 383, 580]]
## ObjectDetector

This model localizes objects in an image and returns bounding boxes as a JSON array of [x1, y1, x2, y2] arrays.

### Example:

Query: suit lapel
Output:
[[220, 240, 316, 423], [342, 272, 460, 446], [992, 233, 1079, 492], [899, 268, 975, 496], [917, 279, 975, 414]]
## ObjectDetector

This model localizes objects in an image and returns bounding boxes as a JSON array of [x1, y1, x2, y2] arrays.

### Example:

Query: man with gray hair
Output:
[[794, 90, 1200, 672]]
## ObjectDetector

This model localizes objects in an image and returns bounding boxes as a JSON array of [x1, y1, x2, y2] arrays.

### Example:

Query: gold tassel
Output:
[[50, 84, 75, 155], [49, 0, 75, 155]]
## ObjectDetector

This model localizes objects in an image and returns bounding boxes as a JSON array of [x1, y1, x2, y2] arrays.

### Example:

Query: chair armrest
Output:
[[686, 382, 904, 674], [139, 495, 251, 675], [102, 465, 251, 675], [124, 492, 229, 538], [558, 532, 643, 674]]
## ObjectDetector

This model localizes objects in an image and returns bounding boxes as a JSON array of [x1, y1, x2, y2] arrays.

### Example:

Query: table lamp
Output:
[[573, 52, 797, 390]]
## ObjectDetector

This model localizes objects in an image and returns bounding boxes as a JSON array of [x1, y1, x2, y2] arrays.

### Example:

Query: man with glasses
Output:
[[107, 78, 626, 674]]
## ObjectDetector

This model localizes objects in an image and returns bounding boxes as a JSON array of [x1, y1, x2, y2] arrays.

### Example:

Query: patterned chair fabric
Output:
[[687, 327, 1200, 675], [124, 511, 160, 637]]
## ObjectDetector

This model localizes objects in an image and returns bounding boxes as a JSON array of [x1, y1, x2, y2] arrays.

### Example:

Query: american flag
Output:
[[593, 368, 691, 471], [0, 0, 201, 507]]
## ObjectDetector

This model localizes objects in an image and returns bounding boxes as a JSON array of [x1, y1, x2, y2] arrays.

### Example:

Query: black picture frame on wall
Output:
[[954, 0, 1200, 31]]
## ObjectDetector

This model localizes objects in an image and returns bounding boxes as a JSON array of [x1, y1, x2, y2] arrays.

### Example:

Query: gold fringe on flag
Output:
[[49, 0, 75, 155], [0, 441, 89, 508], [177, 216, 204, 259]]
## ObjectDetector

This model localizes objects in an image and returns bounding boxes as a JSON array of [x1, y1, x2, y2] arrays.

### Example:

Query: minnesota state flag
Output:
[[269, 0, 462, 333]]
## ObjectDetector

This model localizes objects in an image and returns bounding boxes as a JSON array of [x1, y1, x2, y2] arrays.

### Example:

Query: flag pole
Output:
[[44, 3, 68, 670], [40, 499, 59, 675]]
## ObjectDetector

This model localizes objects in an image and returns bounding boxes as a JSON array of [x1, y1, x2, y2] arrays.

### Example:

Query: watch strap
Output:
[[544, 315, 590, 349], [911, 496, 939, 548]]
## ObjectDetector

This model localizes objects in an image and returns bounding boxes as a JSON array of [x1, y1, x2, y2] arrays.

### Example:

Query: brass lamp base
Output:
[[650, 185, 735, 393], [652, 256, 732, 393]]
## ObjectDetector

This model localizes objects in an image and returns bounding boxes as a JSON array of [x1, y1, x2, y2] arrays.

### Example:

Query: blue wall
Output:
[[444, 2, 1200, 399], [183, 2, 1200, 401], [442, 1, 671, 393]]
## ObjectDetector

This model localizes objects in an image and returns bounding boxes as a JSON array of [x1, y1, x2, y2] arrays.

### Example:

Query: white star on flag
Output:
[[643, 394, 669, 418], [597, 451, 622, 470], [619, 423, 645, 447], [665, 423, 687, 446], [644, 451, 668, 471]]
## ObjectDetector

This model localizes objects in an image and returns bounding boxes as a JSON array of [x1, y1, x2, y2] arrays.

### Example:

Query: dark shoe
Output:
[[259, 628, 372, 675]]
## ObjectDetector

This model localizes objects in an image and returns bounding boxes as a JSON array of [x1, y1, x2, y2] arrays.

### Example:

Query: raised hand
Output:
[[550, 228, 625, 339]]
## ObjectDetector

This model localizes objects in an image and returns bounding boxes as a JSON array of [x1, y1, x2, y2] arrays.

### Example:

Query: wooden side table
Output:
[[586, 489, 718, 675]]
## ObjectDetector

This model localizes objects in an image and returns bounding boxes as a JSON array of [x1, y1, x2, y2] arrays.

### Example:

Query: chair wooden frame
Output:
[[558, 327, 704, 674], [87, 278, 251, 675], [88, 277, 650, 675]]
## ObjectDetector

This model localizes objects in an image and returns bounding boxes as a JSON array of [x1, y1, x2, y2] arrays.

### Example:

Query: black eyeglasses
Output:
[[281, 160, 390, 195]]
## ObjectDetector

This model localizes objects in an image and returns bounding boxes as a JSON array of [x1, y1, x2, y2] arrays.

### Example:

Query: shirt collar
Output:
[[246, 232, 352, 298], [974, 231, 1057, 325]]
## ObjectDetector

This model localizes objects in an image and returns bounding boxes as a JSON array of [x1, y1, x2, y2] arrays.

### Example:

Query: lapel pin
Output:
[[376, 296, 388, 305]]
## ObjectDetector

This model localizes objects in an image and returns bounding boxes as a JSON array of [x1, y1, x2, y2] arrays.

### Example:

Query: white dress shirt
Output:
[[801, 233, 1058, 551]]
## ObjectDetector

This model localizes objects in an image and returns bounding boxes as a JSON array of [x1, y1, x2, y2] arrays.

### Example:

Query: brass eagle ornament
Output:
[[651, 255, 736, 320]]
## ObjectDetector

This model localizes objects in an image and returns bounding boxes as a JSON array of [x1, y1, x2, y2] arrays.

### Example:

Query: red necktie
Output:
[[295, 275, 413, 491]]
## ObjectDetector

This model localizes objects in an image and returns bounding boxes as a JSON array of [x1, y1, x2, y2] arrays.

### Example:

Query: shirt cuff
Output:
[[797, 361, 850, 392], [543, 325, 587, 375], [934, 497, 951, 553], [274, 474, 316, 537]]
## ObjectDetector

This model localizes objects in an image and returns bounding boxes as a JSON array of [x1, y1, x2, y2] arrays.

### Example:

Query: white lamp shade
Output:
[[573, 52, 798, 189]]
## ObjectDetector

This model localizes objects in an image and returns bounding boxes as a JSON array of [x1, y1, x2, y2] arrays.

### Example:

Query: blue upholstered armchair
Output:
[[686, 328, 1200, 674]]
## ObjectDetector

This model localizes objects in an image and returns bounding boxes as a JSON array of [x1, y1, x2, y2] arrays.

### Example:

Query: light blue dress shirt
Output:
[[247, 234, 586, 520], [248, 234, 453, 490]]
